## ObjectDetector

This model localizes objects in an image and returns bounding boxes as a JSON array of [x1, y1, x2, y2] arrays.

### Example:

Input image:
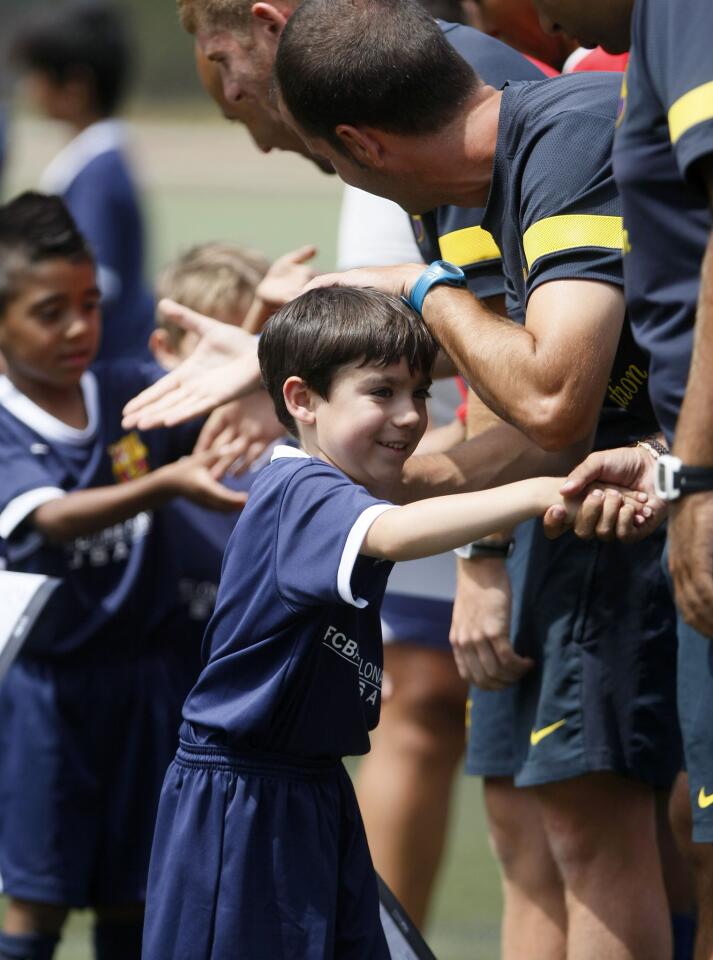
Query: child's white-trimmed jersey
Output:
[[182, 447, 395, 761], [0, 363, 197, 655]]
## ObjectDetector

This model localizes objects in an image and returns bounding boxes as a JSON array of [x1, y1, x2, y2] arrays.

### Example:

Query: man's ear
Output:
[[283, 376, 316, 425], [149, 328, 179, 371], [251, 2, 289, 39], [335, 125, 386, 168]]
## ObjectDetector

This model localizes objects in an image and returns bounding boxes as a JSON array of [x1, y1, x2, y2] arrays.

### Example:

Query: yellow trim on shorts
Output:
[[522, 214, 624, 270], [668, 80, 713, 145], [439, 226, 501, 265]]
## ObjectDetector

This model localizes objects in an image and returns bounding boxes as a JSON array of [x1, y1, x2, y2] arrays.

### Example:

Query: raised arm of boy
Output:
[[363, 476, 595, 562], [31, 449, 247, 543]]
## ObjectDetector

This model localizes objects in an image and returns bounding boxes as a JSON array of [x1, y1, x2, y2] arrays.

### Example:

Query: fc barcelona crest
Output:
[[108, 431, 150, 483]]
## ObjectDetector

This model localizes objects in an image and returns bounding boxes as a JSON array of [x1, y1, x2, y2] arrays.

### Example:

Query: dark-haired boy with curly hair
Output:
[[0, 192, 245, 960]]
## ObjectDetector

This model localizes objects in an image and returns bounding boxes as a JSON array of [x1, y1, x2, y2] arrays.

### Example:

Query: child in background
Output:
[[12, 1, 155, 363], [151, 241, 293, 645], [0, 193, 245, 960], [141, 285, 607, 960]]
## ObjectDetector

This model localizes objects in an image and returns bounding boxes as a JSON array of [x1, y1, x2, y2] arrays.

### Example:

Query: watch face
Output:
[[434, 260, 466, 283]]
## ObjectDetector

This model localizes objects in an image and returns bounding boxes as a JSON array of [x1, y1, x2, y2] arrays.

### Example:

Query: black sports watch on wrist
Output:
[[655, 454, 713, 501]]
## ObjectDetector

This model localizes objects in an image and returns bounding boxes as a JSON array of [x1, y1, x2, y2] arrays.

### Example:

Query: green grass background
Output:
[[1, 113, 504, 960]]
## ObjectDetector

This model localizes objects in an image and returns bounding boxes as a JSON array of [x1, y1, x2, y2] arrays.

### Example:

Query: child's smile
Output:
[[304, 357, 431, 497]]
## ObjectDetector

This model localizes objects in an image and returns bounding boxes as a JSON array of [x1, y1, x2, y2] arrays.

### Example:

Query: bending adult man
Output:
[[272, 3, 680, 958]]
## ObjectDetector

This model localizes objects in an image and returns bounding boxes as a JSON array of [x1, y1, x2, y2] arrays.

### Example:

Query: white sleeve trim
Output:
[[0, 488, 66, 539], [337, 503, 398, 608]]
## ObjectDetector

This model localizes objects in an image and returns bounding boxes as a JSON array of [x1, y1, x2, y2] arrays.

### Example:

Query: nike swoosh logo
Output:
[[530, 718, 567, 746], [698, 788, 713, 809]]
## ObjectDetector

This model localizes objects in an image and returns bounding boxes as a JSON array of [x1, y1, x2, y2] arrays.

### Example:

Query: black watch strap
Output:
[[655, 454, 713, 501]]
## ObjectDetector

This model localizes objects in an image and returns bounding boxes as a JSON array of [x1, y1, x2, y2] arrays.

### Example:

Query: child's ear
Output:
[[149, 329, 179, 371], [283, 376, 316, 425]]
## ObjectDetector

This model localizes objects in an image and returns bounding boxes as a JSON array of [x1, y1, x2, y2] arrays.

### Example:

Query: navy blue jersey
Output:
[[411, 23, 545, 299], [182, 447, 395, 761], [0, 363, 197, 656], [41, 122, 155, 364], [481, 73, 658, 446], [165, 454, 277, 643], [612, 0, 713, 443]]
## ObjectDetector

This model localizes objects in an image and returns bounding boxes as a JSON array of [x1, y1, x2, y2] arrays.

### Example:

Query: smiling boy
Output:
[[140, 285, 605, 960]]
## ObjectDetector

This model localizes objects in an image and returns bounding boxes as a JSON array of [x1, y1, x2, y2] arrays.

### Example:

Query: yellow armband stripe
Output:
[[668, 80, 713, 145], [522, 214, 624, 270], [438, 225, 501, 266]]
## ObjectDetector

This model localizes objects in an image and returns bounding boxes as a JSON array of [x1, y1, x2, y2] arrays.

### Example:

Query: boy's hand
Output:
[[303, 263, 424, 300], [543, 445, 665, 543], [164, 451, 249, 512], [122, 300, 260, 430], [195, 393, 284, 478]]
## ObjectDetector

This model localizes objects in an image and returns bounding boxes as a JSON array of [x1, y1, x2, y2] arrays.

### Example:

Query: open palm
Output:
[[122, 299, 261, 429]]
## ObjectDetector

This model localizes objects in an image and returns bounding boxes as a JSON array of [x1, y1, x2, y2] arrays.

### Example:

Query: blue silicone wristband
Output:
[[405, 260, 466, 315]]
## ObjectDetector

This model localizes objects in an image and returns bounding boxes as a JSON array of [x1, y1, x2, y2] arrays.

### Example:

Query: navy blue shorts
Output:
[[0, 633, 199, 906], [466, 520, 682, 788], [465, 686, 517, 777], [381, 593, 453, 652], [142, 740, 389, 960]]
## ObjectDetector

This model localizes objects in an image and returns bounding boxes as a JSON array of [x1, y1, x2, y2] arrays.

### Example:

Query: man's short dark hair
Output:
[[275, 0, 479, 148], [0, 192, 93, 314], [258, 286, 438, 434], [12, 1, 131, 116]]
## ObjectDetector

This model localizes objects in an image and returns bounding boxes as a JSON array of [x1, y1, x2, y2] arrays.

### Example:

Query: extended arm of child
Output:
[[362, 476, 627, 562], [31, 450, 247, 542]]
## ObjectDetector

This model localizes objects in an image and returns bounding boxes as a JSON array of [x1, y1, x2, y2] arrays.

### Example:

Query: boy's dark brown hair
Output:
[[0, 192, 93, 315], [258, 286, 438, 434]]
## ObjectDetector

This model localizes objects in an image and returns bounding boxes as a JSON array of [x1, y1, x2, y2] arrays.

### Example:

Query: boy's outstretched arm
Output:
[[31, 451, 247, 542], [362, 477, 576, 562]]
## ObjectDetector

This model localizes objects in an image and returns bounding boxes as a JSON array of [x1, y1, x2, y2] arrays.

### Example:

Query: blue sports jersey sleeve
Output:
[[412, 22, 546, 303], [518, 102, 623, 301], [274, 462, 395, 611], [641, 0, 713, 186], [0, 427, 65, 539]]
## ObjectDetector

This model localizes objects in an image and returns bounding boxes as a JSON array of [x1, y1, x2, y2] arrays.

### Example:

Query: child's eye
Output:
[[371, 387, 392, 399], [414, 388, 432, 400], [37, 308, 63, 325]]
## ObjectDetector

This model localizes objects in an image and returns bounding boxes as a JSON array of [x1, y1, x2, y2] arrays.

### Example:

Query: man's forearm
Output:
[[423, 286, 539, 424], [400, 418, 591, 502]]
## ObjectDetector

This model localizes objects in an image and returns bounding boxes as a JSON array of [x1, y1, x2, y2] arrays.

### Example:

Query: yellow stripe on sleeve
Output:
[[668, 80, 713, 145], [438, 226, 501, 266], [522, 214, 624, 270]]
